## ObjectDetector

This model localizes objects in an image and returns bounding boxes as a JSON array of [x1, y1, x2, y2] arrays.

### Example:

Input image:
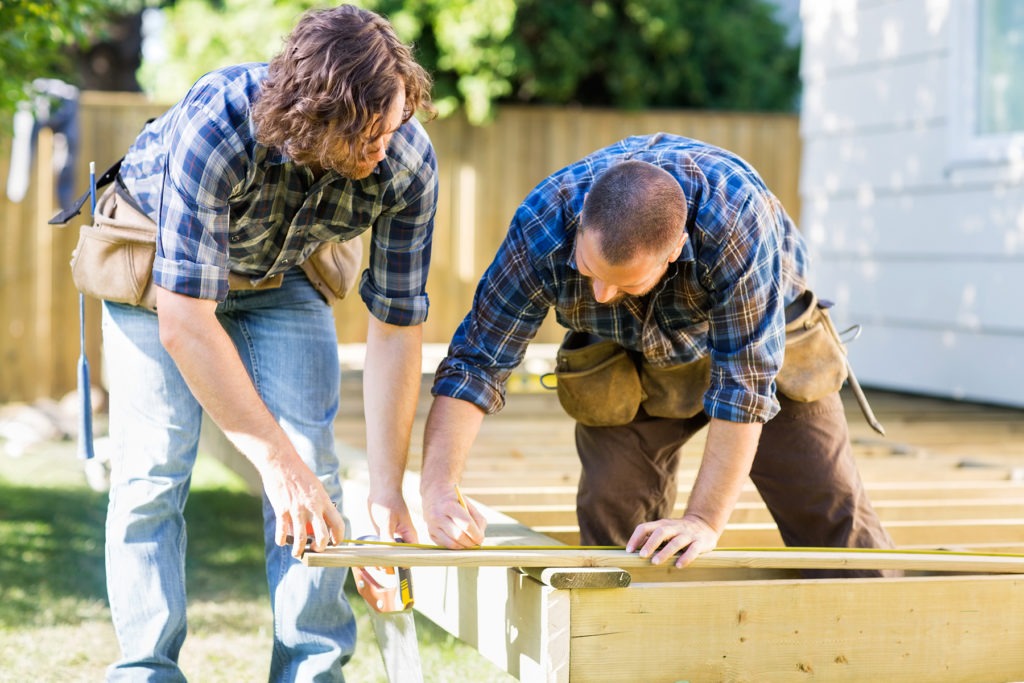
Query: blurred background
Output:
[[1, 0, 1022, 412], [2, 2, 1023, 680]]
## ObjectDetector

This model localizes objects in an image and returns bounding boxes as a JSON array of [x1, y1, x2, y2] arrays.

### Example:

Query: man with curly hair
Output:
[[100, 5, 436, 680]]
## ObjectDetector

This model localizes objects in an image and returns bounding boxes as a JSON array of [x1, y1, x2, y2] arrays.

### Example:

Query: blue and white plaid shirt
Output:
[[119, 63, 438, 326], [432, 133, 809, 423]]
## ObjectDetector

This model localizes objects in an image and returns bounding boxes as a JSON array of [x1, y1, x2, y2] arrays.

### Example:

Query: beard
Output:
[[329, 155, 379, 180]]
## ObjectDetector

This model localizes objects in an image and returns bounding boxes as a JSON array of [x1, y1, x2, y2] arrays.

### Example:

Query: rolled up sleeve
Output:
[[433, 214, 553, 413], [701, 191, 787, 423], [359, 132, 437, 326]]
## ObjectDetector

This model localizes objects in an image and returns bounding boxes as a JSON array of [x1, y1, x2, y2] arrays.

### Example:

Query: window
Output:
[[949, 0, 1024, 166]]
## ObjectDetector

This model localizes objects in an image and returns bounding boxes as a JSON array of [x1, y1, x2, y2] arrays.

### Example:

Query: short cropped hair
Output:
[[580, 160, 687, 264], [253, 4, 435, 171]]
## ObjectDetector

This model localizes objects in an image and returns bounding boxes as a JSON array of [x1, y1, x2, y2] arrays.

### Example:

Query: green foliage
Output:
[[139, 0, 798, 123], [509, 0, 799, 112], [0, 0, 143, 122], [138, 0, 328, 103]]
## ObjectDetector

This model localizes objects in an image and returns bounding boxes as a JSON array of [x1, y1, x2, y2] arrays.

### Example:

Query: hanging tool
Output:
[[352, 535, 422, 683], [77, 161, 96, 460]]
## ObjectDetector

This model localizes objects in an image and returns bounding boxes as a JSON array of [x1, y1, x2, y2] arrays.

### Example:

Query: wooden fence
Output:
[[0, 92, 800, 403]]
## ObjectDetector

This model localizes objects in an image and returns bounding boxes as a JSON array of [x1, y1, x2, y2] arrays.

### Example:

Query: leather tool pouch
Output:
[[776, 290, 848, 402], [640, 356, 711, 419], [299, 238, 364, 305], [548, 288, 850, 424], [551, 331, 643, 427], [549, 332, 711, 426], [70, 184, 158, 311]]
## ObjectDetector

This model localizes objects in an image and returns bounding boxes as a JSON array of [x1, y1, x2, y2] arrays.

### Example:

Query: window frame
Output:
[[948, 0, 1024, 168]]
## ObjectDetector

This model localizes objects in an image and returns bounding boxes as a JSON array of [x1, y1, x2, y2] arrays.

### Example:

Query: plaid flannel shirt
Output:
[[119, 63, 437, 325], [432, 133, 809, 423]]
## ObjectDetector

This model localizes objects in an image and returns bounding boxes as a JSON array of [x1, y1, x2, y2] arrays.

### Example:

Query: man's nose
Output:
[[592, 280, 617, 303]]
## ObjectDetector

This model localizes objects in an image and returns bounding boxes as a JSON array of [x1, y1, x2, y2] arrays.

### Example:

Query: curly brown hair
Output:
[[252, 4, 435, 173]]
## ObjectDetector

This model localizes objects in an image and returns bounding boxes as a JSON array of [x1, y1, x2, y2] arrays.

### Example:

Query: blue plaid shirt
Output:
[[119, 63, 437, 325], [432, 133, 809, 423]]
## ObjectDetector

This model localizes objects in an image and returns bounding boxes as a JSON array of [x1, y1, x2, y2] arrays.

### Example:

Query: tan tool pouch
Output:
[[548, 332, 643, 427], [70, 185, 158, 310], [299, 238, 364, 305], [776, 290, 849, 402], [640, 356, 711, 419]]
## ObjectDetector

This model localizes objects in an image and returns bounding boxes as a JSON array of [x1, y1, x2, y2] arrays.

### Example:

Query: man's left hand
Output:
[[626, 514, 721, 568]]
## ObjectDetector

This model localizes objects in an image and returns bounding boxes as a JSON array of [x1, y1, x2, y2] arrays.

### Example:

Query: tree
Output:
[[0, 0, 144, 123], [138, 0, 799, 123]]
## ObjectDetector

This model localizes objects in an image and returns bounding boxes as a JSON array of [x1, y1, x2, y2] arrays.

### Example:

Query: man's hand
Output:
[[367, 487, 420, 545], [262, 455, 347, 559], [155, 286, 345, 560], [626, 514, 721, 568], [421, 485, 486, 549]]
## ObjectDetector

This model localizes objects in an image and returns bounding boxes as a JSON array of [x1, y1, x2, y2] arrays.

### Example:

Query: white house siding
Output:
[[799, 0, 1024, 407]]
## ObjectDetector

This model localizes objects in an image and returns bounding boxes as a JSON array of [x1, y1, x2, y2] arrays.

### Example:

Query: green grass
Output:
[[0, 439, 515, 682]]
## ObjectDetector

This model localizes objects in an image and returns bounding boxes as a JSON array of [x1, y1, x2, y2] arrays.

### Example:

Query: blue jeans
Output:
[[102, 270, 355, 682]]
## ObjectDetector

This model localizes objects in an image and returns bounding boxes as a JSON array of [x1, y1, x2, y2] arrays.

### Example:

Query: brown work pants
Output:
[[575, 391, 899, 578]]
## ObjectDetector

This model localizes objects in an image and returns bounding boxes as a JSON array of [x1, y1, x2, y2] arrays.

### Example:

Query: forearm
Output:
[[155, 286, 295, 475], [362, 316, 423, 495], [685, 417, 762, 533], [420, 395, 485, 496]]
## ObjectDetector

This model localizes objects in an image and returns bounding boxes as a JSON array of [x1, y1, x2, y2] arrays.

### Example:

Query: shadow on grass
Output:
[[0, 481, 268, 629]]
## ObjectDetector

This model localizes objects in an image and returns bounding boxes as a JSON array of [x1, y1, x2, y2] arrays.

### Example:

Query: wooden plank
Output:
[[460, 479, 1024, 506], [496, 497, 1024, 527], [538, 518, 1024, 549], [569, 575, 1024, 683], [522, 567, 631, 590], [304, 546, 1024, 575], [341, 462, 574, 682]]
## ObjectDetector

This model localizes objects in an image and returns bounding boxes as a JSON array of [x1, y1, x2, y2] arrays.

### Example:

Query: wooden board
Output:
[[569, 575, 1024, 683]]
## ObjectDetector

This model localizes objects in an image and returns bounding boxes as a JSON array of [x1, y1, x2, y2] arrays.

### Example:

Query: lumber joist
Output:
[[570, 575, 1024, 683], [303, 546, 1024, 575]]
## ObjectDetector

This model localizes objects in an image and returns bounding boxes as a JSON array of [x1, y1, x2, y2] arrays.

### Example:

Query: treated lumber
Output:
[[569, 575, 1024, 683], [537, 517, 1024, 548], [460, 479, 1024, 506], [303, 546, 1024, 574], [496, 497, 1024, 527], [340, 465, 605, 681], [523, 567, 631, 589]]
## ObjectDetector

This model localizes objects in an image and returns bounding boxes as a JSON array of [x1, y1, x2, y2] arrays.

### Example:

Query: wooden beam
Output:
[[303, 546, 1024, 574], [459, 479, 1024, 506], [522, 567, 631, 589], [537, 518, 1024, 548], [496, 497, 1024, 527], [568, 575, 1024, 682]]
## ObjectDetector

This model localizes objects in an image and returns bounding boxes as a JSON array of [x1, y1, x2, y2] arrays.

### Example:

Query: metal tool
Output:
[[353, 535, 422, 683], [77, 161, 96, 460]]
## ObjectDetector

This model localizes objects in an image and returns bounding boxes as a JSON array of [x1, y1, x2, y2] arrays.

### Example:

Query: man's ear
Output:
[[668, 229, 687, 262]]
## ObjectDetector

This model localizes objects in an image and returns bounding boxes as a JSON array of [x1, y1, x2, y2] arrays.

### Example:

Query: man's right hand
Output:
[[156, 286, 346, 560], [262, 453, 347, 559], [421, 485, 486, 549]]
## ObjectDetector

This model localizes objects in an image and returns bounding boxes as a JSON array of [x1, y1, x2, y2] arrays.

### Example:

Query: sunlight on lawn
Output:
[[0, 439, 513, 682]]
